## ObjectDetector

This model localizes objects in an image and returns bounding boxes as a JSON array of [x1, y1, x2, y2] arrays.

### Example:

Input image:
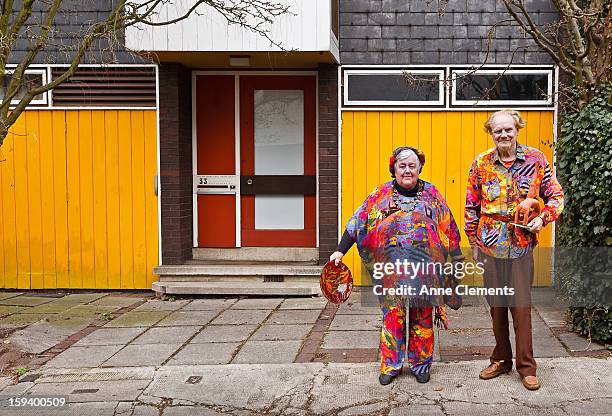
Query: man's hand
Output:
[[527, 216, 544, 233], [329, 251, 344, 266]]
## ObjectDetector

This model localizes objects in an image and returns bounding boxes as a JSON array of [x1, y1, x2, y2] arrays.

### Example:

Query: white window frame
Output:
[[3, 68, 48, 106], [343, 69, 445, 107], [451, 68, 553, 107]]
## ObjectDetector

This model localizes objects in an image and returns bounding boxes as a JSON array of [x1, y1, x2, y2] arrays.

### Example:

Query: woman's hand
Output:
[[329, 251, 344, 266], [527, 216, 543, 233]]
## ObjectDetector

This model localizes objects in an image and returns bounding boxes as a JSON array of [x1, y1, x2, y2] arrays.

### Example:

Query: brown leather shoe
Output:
[[522, 375, 541, 390], [479, 361, 511, 380]]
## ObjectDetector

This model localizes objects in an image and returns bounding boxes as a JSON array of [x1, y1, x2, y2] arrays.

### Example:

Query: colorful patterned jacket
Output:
[[464, 143, 564, 259]]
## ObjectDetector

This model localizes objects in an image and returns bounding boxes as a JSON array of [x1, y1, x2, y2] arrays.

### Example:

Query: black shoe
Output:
[[378, 373, 397, 385], [414, 371, 430, 384]]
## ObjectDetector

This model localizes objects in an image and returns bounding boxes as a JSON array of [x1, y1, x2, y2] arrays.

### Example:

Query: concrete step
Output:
[[154, 264, 322, 280], [152, 281, 321, 296], [192, 247, 319, 263]]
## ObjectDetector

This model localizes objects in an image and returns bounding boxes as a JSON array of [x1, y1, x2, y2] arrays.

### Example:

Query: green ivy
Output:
[[556, 84, 612, 345]]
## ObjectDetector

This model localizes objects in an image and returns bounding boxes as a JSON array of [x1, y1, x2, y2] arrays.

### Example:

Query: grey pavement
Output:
[[0, 289, 610, 415]]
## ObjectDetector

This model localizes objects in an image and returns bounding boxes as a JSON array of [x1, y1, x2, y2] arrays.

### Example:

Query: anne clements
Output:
[[371, 260, 515, 297]]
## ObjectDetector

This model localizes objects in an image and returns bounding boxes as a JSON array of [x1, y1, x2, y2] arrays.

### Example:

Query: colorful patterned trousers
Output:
[[380, 302, 434, 376]]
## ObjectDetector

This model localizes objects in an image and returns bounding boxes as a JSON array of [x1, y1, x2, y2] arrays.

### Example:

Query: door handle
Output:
[[247, 179, 253, 185]]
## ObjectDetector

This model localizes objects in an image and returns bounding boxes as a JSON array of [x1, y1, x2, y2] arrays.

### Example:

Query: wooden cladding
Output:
[[51, 67, 156, 107]]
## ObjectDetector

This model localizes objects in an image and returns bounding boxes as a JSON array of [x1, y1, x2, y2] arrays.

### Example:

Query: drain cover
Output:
[[185, 376, 202, 384], [71, 388, 99, 394]]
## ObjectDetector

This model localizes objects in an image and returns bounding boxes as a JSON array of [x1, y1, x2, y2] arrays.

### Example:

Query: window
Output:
[[343, 69, 445, 107], [1, 69, 47, 105], [451, 69, 553, 106]]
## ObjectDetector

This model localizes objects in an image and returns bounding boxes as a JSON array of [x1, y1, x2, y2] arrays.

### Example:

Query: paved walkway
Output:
[[0, 288, 610, 415]]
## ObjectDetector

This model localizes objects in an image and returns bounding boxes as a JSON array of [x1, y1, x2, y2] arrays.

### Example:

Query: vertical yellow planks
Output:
[[2, 122, 17, 288], [144, 111, 159, 289], [379, 112, 393, 183], [430, 113, 447, 196], [118, 111, 134, 289], [473, 112, 490, 155], [105, 111, 121, 289], [132, 111, 147, 288], [79, 111, 95, 288], [341, 112, 355, 282], [391, 112, 406, 150], [446, 113, 462, 239], [538, 111, 554, 285], [352, 112, 367, 284], [0, 139, 4, 287], [13, 114, 31, 289], [92, 111, 108, 289], [66, 111, 82, 288], [53, 111, 69, 288], [39, 111, 57, 288], [365, 112, 380, 193], [417, 112, 432, 181], [26, 111, 43, 289]]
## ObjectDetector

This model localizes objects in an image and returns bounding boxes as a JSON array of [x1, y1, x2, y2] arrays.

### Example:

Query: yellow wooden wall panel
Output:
[[1, 124, 17, 288], [39, 111, 57, 288], [118, 111, 135, 289], [144, 111, 159, 289], [13, 115, 31, 289], [0, 110, 158, 289], [78, 111, 95, 288], [25, 112, 44, 289], [341, 111, 555, 286], [131, 111, 148, 289], [105, 111, 122, 289], [92, 111, 108, 289]]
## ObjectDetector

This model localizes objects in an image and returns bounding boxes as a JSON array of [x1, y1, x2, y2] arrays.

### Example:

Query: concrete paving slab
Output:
[[279, 297, 328, 310], [322, 330, 380, 349], [447, 307, 494, 329], [73, 327, 148, 346], [26, 379, 151, 403], [438, 329, 496, 348], [0, 295, 55, 307], [103, 311, 170, 327], [26, 294, 108, 314], [389, 405, 445, 416], [0, 305, 26, 316], [557, 332, 606, 352], [6, 317, 92, 354], [329, 314, 381, 331], [181, 298, 237, 311], [0, 313, 47, 328], [0, 400, 119, 416], [60, 305, 118, 318], [102, 343, 182, 367], [231, 298, 284, 310], [561, 398, 612, 416], [267, 309, 321, 324], [211, 309, 271, 325], [132, 299, 190, 312], [190, 324, 257, 343], [232, 340, 302, 364], [441, 402, 566, 416], [338, 402, 388, 416], [132, 326, 201, 345], [162, 407, 227, 416], [336, 302, 380, 315], [44, 345, 124, 368], [166, 343, 240, 365], [251, 324, 313, 341], [156, 310, 218, 326], [0, 292, 23, 301], [535, 309, 568, 327], [33, 366, 155, 383], [88, 296, 144, 309]]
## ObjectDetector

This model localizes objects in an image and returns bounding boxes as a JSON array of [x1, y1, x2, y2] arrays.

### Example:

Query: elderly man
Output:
[[465, 109, 564, 391]]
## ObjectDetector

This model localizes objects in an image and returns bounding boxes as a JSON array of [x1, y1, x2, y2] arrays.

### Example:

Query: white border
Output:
[[191, 70, 319, 249], [155, 64, 162, 266], [451, 68, 553, 106], [343, 69, 445, 106]]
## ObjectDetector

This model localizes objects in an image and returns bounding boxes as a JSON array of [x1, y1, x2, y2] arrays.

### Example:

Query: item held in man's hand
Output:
[[510, 222, 532, 230], [513, 197, 541, 225], [320, 261, 353, 304]]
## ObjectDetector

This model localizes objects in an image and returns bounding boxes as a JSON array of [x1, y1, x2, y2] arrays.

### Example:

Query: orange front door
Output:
[[239, 76, 317, 247]]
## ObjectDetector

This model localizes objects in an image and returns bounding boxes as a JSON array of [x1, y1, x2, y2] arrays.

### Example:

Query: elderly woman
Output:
[[465, 109, 564, 391], [330, 146, 463, 386]]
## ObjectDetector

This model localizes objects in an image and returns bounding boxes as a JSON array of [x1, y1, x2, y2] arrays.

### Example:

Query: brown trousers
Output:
[[482, 251, 536, 377]]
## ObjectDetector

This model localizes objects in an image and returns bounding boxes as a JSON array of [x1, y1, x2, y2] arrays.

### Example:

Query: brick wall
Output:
[[159, 63, 193, 264], [340, 0, 558, 65], [318, 64, 340, 265]]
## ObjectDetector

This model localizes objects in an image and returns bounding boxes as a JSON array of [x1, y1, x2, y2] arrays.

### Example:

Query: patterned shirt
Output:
[[464, 143, 564, 259]]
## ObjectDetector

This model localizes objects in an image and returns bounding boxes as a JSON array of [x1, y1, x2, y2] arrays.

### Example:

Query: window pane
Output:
[[455, 73, 549, 101], [347, 74, 440, 102], [1, 72, 44, 102]]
